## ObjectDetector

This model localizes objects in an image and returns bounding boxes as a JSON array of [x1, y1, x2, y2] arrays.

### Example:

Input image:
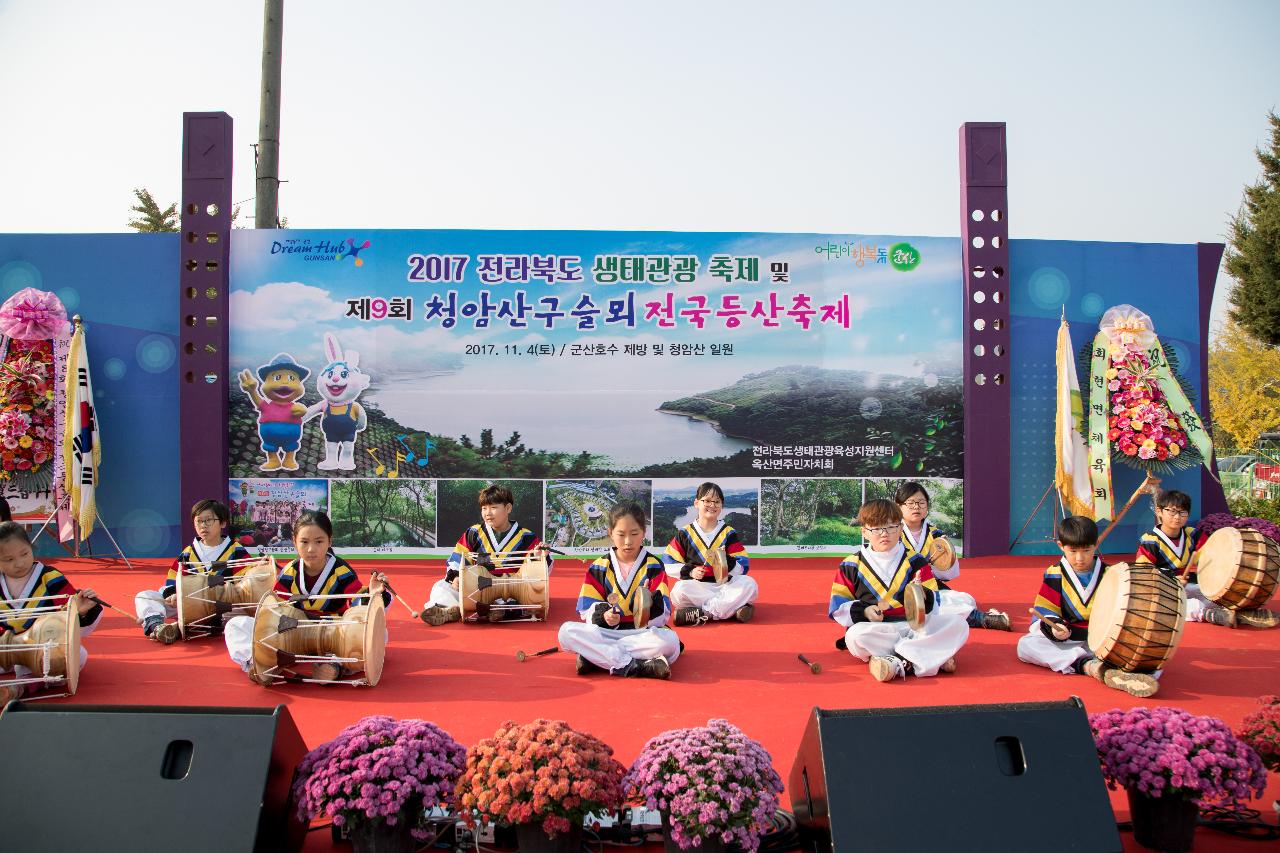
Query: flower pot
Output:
[[1126, 787, 1198, 853], [661, 811, 728, 853], [347, 817, 416, 853], [514, 821, 584, 853]]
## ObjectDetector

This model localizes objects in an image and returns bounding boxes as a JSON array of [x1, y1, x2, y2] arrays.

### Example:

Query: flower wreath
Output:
[[1079, 305, 1212, 519]]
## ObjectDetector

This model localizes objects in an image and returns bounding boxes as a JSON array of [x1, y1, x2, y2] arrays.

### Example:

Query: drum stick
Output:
[[516, 646, 560, 662], [1030, 608, 1068, 630], [376, 580, 419, 619], [798, 653, 822, 675], [88, 596, 142, 625]]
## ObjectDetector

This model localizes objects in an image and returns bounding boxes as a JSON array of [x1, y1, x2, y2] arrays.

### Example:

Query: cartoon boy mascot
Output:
[[239, 353, 309, 472]]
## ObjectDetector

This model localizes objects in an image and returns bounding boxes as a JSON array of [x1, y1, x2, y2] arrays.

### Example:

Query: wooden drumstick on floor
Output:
[[797, 653, 822, 675], [516, 646, 560, 662]]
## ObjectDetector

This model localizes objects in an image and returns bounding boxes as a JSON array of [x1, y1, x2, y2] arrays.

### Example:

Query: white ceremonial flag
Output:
[[1056, 317, 1095, 517]]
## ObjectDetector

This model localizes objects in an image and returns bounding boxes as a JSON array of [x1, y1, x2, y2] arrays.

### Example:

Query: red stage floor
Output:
[[9, 554, 1279, 851]]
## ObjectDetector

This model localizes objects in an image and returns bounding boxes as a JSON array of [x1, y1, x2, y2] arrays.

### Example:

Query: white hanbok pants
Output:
[[134, 588, 175, 622], [1016, 624, 1093, 674], [936, 589, 978, 619], [558, 622, 681, 672], [670, 575, 759, 620], [843, 611, 969, 677], [1184, 583, 1209, 622], [224, 615, 256, 670], [425, 578, 460, 609]]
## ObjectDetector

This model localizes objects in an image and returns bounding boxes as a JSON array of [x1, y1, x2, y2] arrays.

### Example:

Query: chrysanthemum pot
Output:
[[514, 820, 584, 853], [1126, 787, 1198, 853]]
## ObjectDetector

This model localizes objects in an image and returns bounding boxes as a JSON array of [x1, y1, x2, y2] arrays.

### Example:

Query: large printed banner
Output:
[[230, 230, 963, 554]]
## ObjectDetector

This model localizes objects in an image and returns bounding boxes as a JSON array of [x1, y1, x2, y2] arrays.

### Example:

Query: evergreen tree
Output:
[[1226, 111, 1280, 346], [127, 188, 179, 232]]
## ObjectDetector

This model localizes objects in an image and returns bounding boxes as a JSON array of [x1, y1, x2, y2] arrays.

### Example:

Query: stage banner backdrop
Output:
[[229, 230, 963, 555]]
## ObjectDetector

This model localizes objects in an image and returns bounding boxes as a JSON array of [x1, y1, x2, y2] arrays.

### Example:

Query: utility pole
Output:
[[255, 0, 283, 229]]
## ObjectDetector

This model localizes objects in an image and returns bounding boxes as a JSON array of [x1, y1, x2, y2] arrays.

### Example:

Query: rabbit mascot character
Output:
[[303, 332, 370, 470]]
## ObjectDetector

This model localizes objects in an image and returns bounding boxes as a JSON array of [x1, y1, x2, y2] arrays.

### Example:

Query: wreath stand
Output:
[[28, 490, 134, 569]]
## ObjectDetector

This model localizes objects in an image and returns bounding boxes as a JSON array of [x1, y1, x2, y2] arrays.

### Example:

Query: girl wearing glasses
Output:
[[663, 482, 758, 626], [895, 482, 1011, 631], [828, 499, 970, 682]]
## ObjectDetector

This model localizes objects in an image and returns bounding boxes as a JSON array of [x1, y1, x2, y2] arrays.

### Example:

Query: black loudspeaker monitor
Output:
[[789, 697, 1120, 853], [0, 702, 308, 852]]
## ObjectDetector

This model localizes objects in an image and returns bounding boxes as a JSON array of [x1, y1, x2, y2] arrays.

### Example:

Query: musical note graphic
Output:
[[395, 433, 432, 468], [387, 452, 405, 479], [365, 448, 387, 476]]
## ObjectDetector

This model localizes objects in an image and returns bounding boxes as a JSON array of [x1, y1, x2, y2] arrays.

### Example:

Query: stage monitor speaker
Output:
[[789, 697, 1120, 853], [0, 702, 308, 853]]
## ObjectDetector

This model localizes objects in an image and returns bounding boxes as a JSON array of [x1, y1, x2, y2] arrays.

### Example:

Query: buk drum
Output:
[[0, 599, 81, 697], [458, 550, 550, 622], [1088, 562, 1186, 673], [176, 557, 276, 639], [1196, 527, 1280, 611], [248, 591, 387, 686]]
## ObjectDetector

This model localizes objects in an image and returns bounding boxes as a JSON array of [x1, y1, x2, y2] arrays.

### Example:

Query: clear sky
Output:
[[1, 1, 1276, 322]]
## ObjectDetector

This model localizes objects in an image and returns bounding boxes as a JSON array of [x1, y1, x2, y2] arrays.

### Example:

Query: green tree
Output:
[[127, 188, 178, 232], [1226, 111, 1280, 346]]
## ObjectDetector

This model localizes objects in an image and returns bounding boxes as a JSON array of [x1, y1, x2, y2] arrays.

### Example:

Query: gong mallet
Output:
[[797, 653, 822, 675], [516, 646, 560, 663]]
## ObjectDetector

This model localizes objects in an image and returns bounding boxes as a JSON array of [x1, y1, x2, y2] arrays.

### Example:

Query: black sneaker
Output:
[[575, 654, 603, 675], [637, 658, 671, 680], [610, 660, 640, 678], [675, 607, 710, 627], [981, 610, 1012, 631]]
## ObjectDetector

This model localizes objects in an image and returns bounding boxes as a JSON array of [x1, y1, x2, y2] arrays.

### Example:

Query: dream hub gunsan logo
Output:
[[335, 238, 372, 267], [269, 237, 372, 265]]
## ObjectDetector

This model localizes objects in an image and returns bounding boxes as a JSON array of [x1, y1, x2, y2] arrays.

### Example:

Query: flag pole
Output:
[[62, 315, 135, 569], [1097, 472, 1161, 547]]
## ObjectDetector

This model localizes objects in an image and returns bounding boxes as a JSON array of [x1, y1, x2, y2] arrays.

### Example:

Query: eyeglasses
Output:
[[699, 499, 723, 506], [901, 500, 929, 509], [1159, 508, 1190, 517], [865, 524, 902, 536], [193, 516, 221, 526]]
